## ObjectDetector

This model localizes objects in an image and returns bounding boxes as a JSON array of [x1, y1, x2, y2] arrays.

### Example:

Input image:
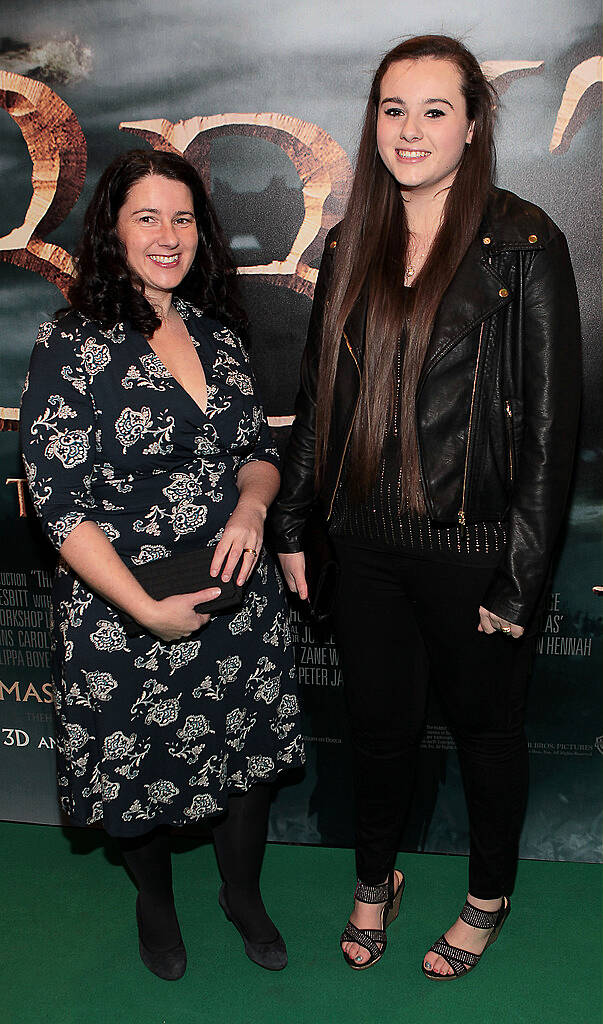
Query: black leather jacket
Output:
[[271, 187, 581, 625]]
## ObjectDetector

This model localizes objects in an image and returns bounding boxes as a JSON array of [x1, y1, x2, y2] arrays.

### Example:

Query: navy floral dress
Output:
[[20, 298, 303, 836]]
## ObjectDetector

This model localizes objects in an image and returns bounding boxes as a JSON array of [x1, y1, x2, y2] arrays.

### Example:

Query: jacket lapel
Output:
[[338, 213, 515, 381], [342, 242, 512, 379], [343, 286, 368, 365], [420, 237, 512, 382]]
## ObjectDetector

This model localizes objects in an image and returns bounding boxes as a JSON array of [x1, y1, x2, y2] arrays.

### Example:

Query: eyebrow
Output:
[[380, 95, 455, 110], [130, 207, 194, 216]]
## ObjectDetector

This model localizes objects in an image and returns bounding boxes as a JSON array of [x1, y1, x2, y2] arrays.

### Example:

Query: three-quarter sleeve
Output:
[[20, 318, 98, 552]]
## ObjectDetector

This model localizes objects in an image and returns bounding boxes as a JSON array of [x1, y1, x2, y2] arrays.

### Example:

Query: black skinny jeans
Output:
[[332, 539, 534, 900]]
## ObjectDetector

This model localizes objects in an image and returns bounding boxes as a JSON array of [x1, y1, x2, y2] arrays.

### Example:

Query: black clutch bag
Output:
[[308, 557, 340, 623], [119, 547, 245, 638], [303, 513, 340, 622]]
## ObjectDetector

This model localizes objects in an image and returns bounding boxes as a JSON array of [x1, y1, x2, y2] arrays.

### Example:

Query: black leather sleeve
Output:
[[270, 232, 337, 552], [483, 230, 582, 625]]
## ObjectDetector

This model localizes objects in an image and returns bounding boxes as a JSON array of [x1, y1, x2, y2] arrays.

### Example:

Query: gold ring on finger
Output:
[[243, 547, 257, 556]]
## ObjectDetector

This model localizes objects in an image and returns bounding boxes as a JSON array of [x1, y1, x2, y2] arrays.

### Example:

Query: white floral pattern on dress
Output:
[[131, 544, 171, 565], [30, 394, 92, 469], [20, 302, 303, 834]]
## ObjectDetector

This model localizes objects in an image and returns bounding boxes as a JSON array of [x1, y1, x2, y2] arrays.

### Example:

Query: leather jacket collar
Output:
[[344, 188, 547, 379]]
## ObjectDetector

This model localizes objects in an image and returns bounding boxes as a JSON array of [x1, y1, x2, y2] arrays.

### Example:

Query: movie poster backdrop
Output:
[[0, 0, 601, 861]]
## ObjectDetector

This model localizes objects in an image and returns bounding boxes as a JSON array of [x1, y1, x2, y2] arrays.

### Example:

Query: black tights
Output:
[[212, 783, 277, 942], [120, 828, 180, 951], [119, 784, 274, 951]]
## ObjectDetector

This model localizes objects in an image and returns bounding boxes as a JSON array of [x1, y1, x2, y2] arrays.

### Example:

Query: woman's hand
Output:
[[141, 587, 222, 643], [209, 460, 280, 587], [278, 552, 309, 601], [478, 605, 524, 639], [210, 498, 265, 587]]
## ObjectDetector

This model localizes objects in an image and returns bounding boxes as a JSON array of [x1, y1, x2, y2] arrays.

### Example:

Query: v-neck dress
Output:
[[20, 299, 303, 836]]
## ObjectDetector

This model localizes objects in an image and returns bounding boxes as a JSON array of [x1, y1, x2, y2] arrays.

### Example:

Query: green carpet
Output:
[[1, 821, 600, 1024]]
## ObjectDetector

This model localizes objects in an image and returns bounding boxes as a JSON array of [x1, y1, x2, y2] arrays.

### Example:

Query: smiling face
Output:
[[116, 174, 198, 308], [376, 57, 474, 197]]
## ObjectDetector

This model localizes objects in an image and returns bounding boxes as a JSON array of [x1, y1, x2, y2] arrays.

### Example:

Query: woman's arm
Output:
[[482, 229, 581, 627], [271, 231, 338, 599], [61, 521, 221, 641], [210, 460, 281, 586], [21, 319, 101, 553], [208, 327, 284, 585]]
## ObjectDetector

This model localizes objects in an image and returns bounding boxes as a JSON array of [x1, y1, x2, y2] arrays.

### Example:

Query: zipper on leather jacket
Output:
[[458, 322, 485, 531], [327, 332, 361, 521], [505, 399, 514, 483]]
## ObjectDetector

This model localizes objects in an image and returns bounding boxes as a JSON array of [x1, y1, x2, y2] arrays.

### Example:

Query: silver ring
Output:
[[501, 626, 511, 634], [425, 961, 432, 970]]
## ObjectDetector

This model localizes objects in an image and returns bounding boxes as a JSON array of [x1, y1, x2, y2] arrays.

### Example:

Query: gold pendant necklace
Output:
[[404, 252, 425, 287]]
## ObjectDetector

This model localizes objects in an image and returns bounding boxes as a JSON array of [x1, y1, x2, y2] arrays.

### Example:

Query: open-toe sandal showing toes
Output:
[[422, 896, 510, 980], [340, 870, 405, 971]]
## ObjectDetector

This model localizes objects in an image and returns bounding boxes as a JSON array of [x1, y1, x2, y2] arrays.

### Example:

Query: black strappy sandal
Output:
[[340, 870, 405, 970], [422, 896, 511, 980]]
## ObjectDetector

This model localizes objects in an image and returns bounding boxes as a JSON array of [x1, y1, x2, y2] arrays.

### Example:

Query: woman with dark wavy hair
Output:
[[68, 149, 247, 340], [273, 35, 580, 977], [21, 149, 304, 979]]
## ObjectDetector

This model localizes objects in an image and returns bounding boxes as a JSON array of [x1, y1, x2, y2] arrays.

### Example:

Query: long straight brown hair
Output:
[[315, 36, 497, 510]]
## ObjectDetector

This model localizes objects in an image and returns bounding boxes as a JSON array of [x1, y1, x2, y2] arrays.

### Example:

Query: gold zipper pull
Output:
[[505, 400, 514, 482], [457, 322, 484, 545]]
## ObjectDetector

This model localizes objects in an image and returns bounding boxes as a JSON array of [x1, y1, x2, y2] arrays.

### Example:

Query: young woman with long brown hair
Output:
[[272, 35, 580, 977]]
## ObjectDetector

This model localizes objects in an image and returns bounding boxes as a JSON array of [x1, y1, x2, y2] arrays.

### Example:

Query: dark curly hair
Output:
[[68, 149, 247, 338]]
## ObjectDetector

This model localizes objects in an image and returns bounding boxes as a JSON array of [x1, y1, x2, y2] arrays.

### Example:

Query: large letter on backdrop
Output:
[[0, 71, 86, 296], [119, 112, 353, 299]]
